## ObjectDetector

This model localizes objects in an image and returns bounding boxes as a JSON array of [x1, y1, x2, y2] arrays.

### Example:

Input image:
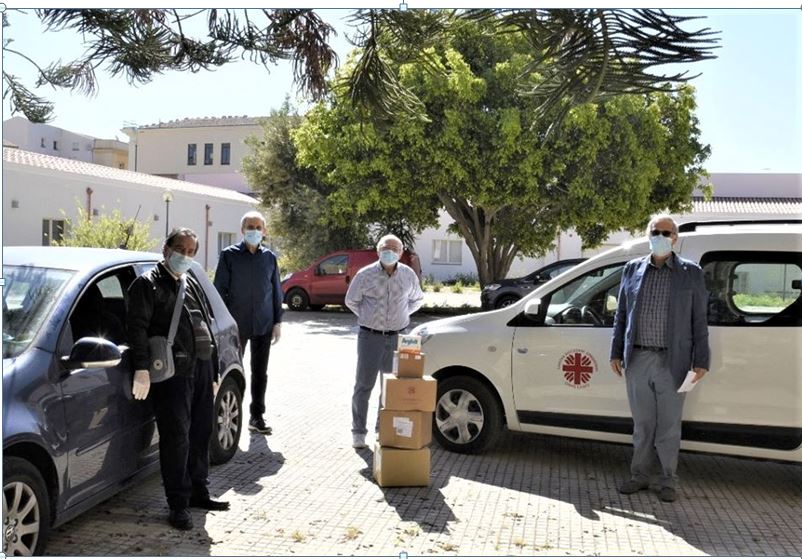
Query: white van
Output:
[[413, 220, 802, 462]]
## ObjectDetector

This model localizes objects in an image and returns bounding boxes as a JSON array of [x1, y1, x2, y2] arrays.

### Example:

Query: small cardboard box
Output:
[[378, 409, 433, 449], [382, 375, 437, 412], [397, 334, 422, 354], [393, 351, 426, 378], [373, 445, 431, 487]]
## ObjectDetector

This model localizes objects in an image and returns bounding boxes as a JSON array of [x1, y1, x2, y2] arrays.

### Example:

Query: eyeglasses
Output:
[[650, 230, 674, 238]]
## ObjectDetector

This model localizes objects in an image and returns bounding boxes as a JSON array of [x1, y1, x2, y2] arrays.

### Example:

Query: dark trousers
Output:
[[239, 332, 272, 418], [150, 359, 214, 510]]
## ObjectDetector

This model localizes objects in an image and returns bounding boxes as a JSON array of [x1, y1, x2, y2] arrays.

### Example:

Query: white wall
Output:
[[3, 117, 94, 163], [2, 163, 255, 272], [124, 124, 263, 194]]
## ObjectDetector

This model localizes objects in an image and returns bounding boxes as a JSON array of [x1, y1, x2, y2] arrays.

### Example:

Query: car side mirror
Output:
[[61, 337, 122, 370], [524, 298, 541, 318]]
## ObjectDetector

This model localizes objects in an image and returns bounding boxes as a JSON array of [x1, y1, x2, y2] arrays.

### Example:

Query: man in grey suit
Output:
[[610, 214, 710, 502]]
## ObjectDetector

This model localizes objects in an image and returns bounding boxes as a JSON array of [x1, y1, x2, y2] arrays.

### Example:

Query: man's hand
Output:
[[691, 367, 708, 383], [133, 370, 151, 400], [610, 359, 624, 377], [271, 323, 281, 345]]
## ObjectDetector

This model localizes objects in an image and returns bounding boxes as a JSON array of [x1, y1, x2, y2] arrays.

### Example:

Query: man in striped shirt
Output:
[[345, 234, 425, 449]]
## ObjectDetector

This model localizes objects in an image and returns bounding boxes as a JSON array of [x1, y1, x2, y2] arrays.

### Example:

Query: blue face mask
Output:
[[379, 250, 400, 266], [244, 230, 263, 246], [168, 251, 193, 275], [649, 235, 673, 257]]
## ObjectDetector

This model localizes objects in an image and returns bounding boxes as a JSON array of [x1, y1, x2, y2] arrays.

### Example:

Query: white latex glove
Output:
[[133, 369, 151, 400], [271, 323, 281, 345]]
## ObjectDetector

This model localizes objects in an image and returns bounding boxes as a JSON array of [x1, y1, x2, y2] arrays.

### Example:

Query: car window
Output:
[[702, 251, 802, 326], [68, 268, 135, 347], [3, 265, 75, 358], [545, 264, 625, 326], [318, 255, 347, 275]]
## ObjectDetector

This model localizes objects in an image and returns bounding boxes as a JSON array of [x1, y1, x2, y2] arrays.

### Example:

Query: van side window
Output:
[[543, 264, 625, 327], [318, 255, 347, 276], [701, 251, 802, 327]]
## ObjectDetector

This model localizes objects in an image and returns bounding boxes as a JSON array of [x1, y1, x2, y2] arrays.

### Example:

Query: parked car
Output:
[[281, 249, 422, 311], [2, 247, 246, 556], [480, 258, 586, 310], [413, 220, 802, 463]]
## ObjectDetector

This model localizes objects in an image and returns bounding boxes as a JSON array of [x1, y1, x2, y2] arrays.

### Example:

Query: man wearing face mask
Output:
[[214, 210, 283, 435], [610, 214, 710, 503], [127, 228, 230, 531], [345, 234, 425, 448]]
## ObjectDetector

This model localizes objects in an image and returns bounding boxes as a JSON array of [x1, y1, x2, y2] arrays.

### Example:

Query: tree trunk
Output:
[[437, 194, 517, 287]]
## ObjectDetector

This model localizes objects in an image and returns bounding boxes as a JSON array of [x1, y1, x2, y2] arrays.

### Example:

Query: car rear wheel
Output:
[[494, 295, 520, 309], [211, 375, 243, 465], [3, 457, 50, 556], [286, 289, 309, 311], [434, 375, 502, 454]]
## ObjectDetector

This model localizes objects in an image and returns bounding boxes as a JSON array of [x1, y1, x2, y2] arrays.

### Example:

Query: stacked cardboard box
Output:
[[373, 335, 437, 487]]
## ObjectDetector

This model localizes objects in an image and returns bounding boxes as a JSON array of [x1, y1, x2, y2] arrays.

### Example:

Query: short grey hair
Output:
[[163, 227, 199, 251], [376, 234, 403, 251], [240, 210, 266, 230], [647, 214, 679, 236]]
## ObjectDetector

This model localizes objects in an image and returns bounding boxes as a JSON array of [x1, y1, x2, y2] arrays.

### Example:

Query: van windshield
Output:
[[3, 265, 74, 359]]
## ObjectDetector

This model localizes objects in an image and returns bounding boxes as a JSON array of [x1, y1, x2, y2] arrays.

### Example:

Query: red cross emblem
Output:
[[560, 350, 596, 388]]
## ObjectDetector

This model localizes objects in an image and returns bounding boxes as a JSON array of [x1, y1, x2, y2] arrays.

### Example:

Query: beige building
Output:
[[122, 116, 266, 194]]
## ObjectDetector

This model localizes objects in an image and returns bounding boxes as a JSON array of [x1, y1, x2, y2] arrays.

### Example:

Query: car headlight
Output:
[[281, 272, 293, 282], [483, 284, 501, 291]]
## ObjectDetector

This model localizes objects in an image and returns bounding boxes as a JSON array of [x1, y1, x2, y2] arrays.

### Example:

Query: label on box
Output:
[[398, 335, 422, 354], [393, 417, 414, 438]]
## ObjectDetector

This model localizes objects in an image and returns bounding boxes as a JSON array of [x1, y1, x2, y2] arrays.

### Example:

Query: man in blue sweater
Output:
[[215, 211, 284, 435]]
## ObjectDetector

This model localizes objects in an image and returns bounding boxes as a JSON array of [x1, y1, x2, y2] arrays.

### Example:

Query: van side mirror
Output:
[[524, 298, 541, 318]]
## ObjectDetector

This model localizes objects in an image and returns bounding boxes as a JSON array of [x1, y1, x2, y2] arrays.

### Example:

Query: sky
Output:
[[2, 6, 800, 174]]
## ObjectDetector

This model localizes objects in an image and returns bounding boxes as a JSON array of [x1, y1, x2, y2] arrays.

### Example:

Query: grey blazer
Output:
[[610, 253, 711, 388]]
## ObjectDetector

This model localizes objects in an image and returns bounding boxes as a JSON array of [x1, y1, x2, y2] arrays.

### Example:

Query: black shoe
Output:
[[658, 486, 677, 502], [189, 496, 230, 511], [619, 479, 650, 494], [249, 417, 272, 435], [168, 508, 193, 530]]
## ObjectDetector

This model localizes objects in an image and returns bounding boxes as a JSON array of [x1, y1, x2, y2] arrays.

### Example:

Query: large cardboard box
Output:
[[378, 409, 433, 449], [382, 375, 437, 412], [373, 445, 431, 487], [393, 351, 426, 378]]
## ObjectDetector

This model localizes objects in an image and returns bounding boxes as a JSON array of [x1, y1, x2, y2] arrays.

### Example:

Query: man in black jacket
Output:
[[127, 228, 229, 531]]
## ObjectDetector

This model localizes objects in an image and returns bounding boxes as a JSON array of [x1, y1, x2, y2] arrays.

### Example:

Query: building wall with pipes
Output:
[[2, 148, 256, 272]]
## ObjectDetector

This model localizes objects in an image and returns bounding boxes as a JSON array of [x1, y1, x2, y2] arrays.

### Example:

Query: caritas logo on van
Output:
[[560, 349, 596, 389]]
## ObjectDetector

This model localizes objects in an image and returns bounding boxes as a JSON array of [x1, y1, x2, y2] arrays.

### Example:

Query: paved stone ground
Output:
[[45, 309, 802, 556]]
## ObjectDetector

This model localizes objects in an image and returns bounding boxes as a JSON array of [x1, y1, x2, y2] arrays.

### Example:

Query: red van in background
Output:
[[281, 249, 422, 311]]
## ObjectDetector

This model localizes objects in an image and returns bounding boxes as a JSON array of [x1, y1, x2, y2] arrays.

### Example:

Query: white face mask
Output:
[[379, 250, 400, 266], [649, 235, 673, 257]]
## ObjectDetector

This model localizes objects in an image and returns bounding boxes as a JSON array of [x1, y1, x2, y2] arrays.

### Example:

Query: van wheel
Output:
[[433, 376, 501, 454], [211, 375, 243, 465], [494, 295, 520, 309], [286, 289, 309, 311], [3, 457, 51, 556]]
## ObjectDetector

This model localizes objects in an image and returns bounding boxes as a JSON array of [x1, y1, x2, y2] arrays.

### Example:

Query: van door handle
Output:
[[517, 347, 528, 354]]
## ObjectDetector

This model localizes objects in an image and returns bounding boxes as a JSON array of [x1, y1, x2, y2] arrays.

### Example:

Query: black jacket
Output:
[[127, 262, 219, 381]]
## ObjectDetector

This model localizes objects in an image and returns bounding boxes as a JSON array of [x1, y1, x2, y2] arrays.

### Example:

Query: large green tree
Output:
[[4, 9, 716, 127], [294, 21, 710, 285]]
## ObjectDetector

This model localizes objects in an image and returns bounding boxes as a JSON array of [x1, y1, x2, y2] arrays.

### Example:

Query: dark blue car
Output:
[[2, 247, 245, 556]]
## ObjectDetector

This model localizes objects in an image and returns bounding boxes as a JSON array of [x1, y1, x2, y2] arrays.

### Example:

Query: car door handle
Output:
[[516, 347, 528, 354], [345, 275, 351, 284]]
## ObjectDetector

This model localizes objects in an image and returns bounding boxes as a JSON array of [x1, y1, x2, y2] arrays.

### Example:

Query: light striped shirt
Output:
[[634, 254, 673, 348], [345, 261, 424, 332]]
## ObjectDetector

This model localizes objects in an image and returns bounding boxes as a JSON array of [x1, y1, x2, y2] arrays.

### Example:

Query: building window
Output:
[[42, 219, 65, 246], [218, 232, 236, 253], [204, 143, 213, 165], [40, 138, 46, 148], [432, 239, 462, 265], [221, 142, 231, 166], [52, 140, 59, 151], [187, 143, 197, 166], [72, 141, 79, 151]]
